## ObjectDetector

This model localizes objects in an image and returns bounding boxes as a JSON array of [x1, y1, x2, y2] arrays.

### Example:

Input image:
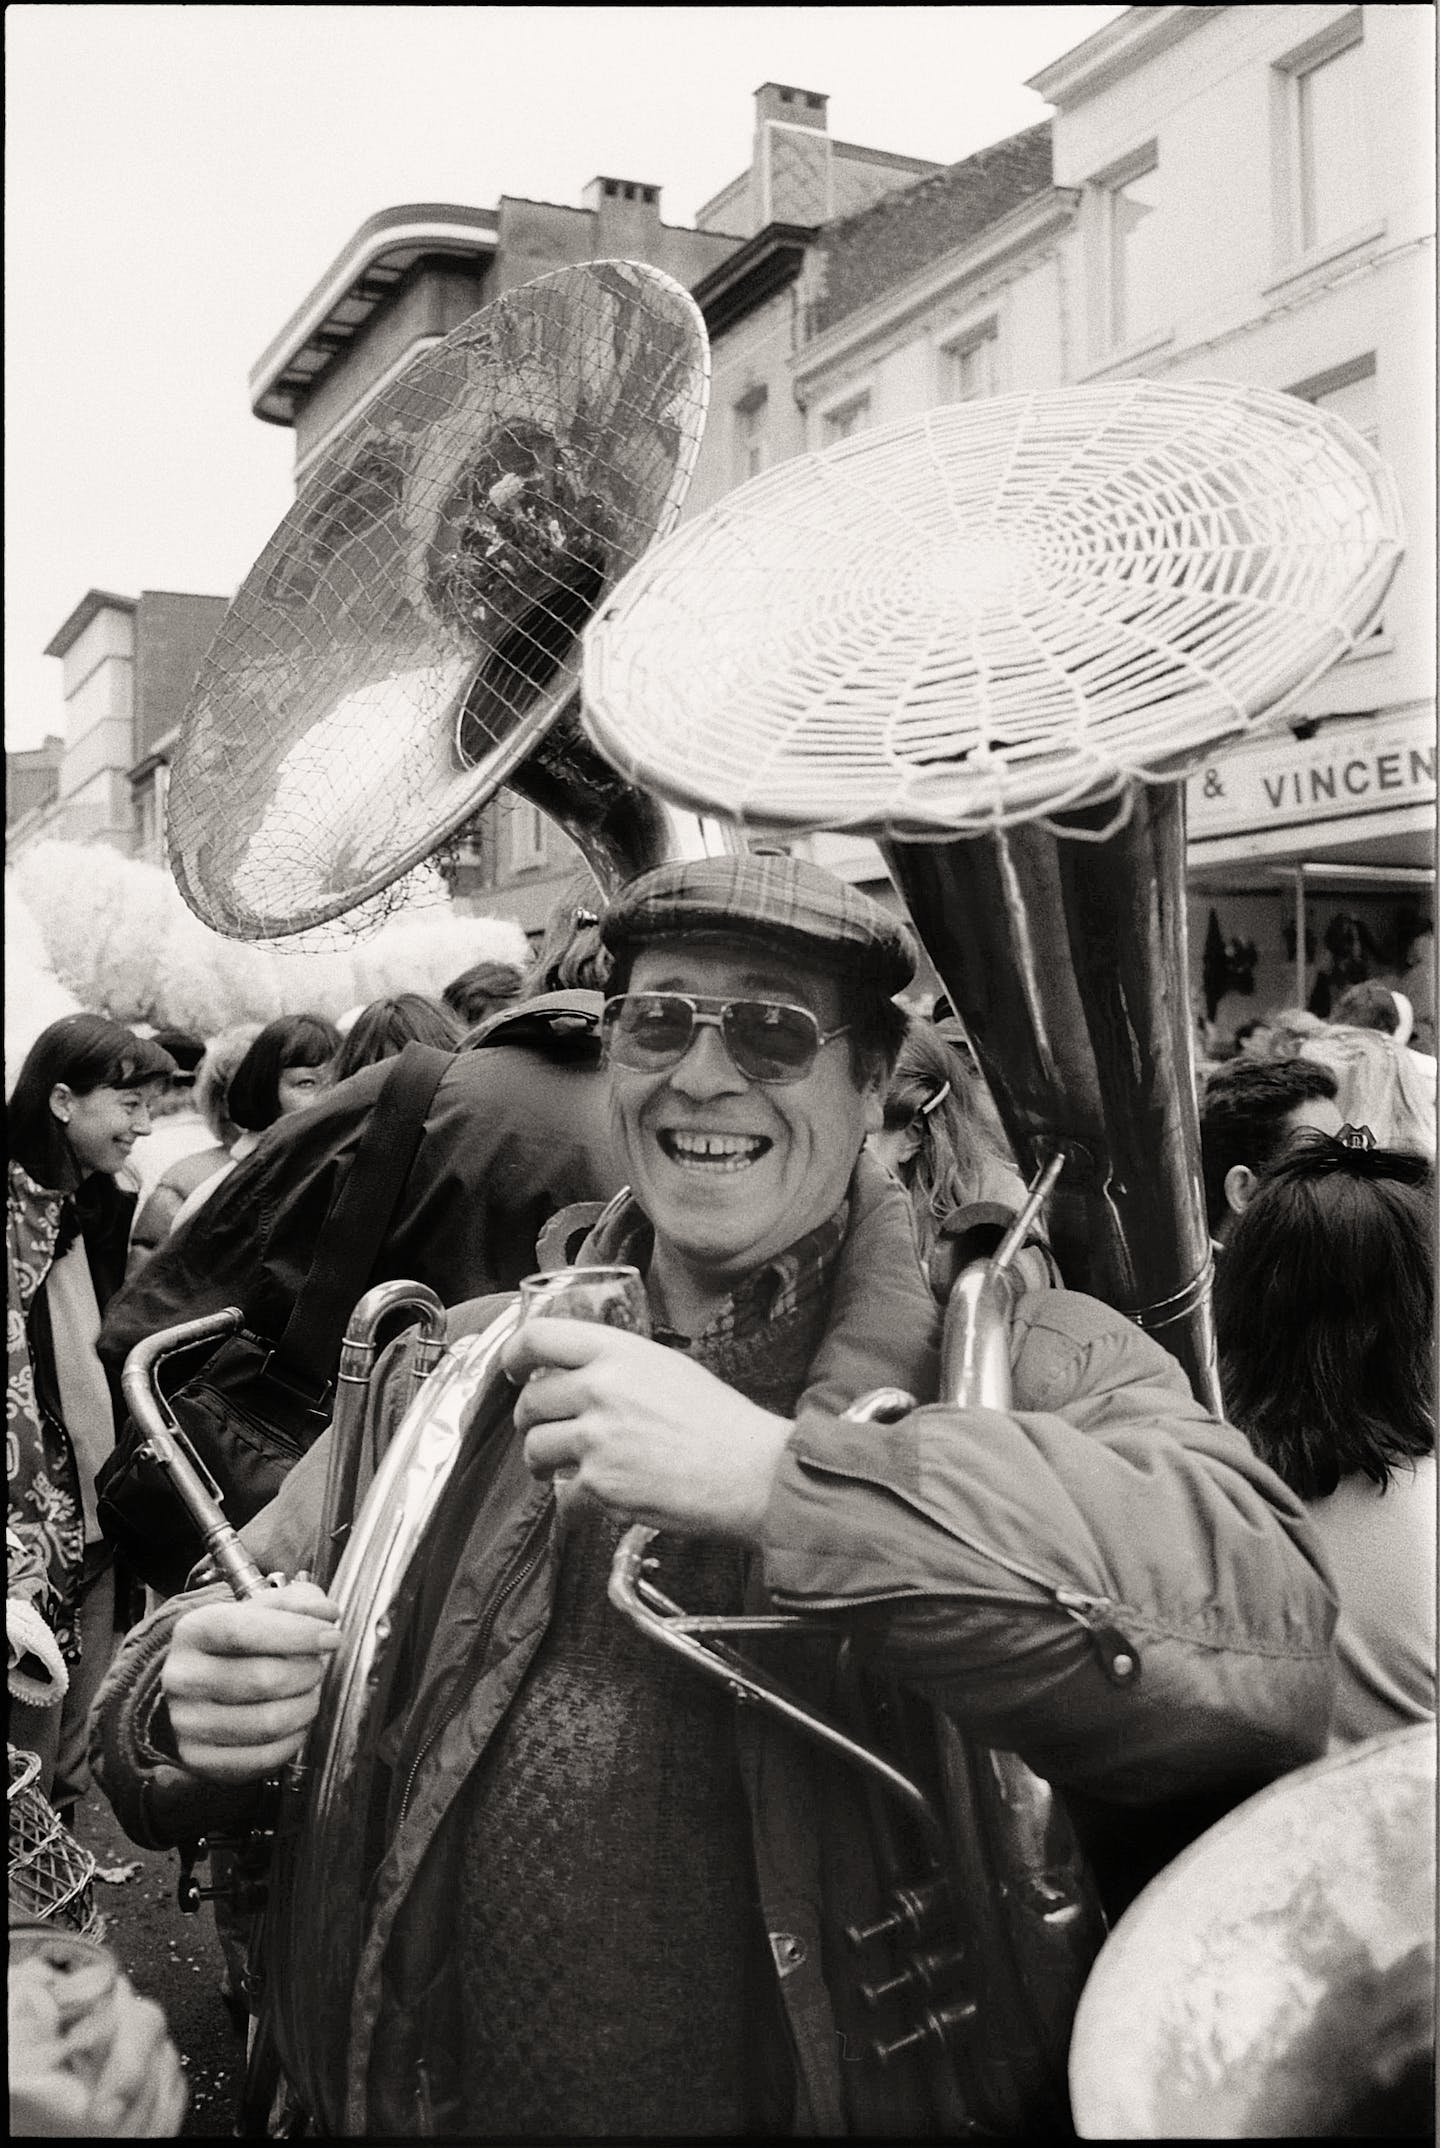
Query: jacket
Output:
[[97, 997, 623, 1388], [91, 1169, 1338, 2133], [8, 1159, 134, 1660]]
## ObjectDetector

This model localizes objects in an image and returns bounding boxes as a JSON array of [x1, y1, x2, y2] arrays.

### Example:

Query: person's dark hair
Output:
[[150, 1027, 205, 1077], [521, 873, 610, 996], [1199, 1056, 1340, 1234], [1330, 981, 1400, 1035], [144, 1025, 207, 1117], [226, 1013, 340, 1133], [440, 961, 525, 1028], [8, 1014, 176, 1189], [1215, 1136, 1434, 1497], [881, 1019, 1014, 1248], [330, 994, 460, 1083]]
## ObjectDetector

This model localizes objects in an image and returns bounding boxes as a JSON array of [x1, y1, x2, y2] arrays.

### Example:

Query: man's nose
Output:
[[132, 1103, 153, 1135], [668, 1018, 747, 1097]]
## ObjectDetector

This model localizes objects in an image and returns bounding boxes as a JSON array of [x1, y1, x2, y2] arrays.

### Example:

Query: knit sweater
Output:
[[454, 1224, 839, 2136]]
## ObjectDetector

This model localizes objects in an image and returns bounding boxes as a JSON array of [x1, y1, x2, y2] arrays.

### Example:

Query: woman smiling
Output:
[[7, 1014, 176, 1811]]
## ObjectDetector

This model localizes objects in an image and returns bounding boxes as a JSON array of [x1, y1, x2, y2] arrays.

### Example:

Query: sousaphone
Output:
[[165, 256, 725, 943]]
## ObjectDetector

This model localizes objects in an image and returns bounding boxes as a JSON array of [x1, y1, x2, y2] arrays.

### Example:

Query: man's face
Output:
[[609, 936, 884, 1291]]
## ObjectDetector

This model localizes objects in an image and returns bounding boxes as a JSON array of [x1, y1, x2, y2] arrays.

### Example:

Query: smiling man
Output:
[[90, 853, 944, 2136], [90, 853, 1340, 2137]]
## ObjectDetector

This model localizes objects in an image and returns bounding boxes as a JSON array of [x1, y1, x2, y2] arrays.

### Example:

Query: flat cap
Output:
[[601, 852, 916, 998]]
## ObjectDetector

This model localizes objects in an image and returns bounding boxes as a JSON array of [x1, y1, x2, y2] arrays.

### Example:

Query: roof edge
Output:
[[44, 588, 137, 658], [248, 202, 500, 411], [1027, 5, 1228, 107]]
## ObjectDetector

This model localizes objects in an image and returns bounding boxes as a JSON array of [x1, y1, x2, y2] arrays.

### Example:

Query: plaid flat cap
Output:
[[601, 852, 916, 997]]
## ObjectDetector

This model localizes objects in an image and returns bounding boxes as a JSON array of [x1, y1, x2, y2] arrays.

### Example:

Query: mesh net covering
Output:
[[167, 261, 709, 940], [583, 378, 1403, 838]]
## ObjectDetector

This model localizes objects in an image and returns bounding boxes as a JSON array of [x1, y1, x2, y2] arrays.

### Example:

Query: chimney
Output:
[[754, 83, 829, 131], [582, 175, 663, 257], [752, 84, 832, 229]]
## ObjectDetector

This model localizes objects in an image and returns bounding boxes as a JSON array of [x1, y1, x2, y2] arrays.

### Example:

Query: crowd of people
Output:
[[6, 868, 1435, 2136]]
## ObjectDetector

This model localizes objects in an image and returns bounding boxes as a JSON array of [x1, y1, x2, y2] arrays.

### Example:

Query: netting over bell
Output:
[[582, 379, 1403, 838], [167, 260, 710, 939]]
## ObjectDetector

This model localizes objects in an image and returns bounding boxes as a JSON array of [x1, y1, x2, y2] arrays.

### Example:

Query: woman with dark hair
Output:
[[225, 1012, 340, 1134], [7, 1014, 175, 1807], [1215, 1133, 1435, 1743], [329, 994, 460, 1084], [167, 1013, 340, 1235]]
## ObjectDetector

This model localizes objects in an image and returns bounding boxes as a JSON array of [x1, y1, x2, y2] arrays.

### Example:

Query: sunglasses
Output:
[[601, 993, 850, 1084]]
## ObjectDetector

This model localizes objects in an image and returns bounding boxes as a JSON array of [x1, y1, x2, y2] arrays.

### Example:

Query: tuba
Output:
[[140, 369, 1402, 2132]]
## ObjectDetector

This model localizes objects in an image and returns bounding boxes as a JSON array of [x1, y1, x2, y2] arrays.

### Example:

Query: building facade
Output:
[[686, 6, 1435, 1030], [10, 589, 228, 866], [1031, 1, 1435, 1029]]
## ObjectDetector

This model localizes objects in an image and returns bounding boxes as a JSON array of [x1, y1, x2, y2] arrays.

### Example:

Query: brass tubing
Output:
[[120, 1310, 264, 1601]]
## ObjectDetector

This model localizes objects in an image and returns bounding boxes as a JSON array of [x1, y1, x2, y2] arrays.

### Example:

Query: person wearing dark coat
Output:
[[97, 989, 621, 1402]]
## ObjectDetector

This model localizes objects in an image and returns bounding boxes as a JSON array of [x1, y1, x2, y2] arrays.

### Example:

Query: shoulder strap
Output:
[[268, 1044, 452, 1394]]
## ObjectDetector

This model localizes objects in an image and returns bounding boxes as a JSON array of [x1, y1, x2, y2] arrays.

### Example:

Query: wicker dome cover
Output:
[[583, 378, 1403, 837], [167, 261, 709, 939]]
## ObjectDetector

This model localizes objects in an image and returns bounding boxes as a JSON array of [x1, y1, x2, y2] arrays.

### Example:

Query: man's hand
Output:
[[504, 1319, 793, 1543], [161, 1580, 341, 1783]]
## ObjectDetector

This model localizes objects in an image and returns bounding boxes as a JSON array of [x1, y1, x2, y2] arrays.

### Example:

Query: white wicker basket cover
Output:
[[167, 261, 709, 939], [582, 379, 1403, 837]]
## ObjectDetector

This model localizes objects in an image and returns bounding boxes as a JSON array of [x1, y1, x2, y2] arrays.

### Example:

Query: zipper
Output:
[[790, 1455, 1142, 1689], [396, 1498, 552, 1827]]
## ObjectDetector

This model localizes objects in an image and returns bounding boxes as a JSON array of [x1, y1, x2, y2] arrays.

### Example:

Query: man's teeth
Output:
[[661, 1130, 769, 1171]]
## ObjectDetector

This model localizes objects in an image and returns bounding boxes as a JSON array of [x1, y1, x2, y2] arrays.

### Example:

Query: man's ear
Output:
[[1224, 1162, 1257, 1216], [49, 1082, 74, 1126]]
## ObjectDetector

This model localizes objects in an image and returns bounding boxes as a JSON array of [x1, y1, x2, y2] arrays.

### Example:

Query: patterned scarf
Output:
[[7, 1161, 86, 1661]]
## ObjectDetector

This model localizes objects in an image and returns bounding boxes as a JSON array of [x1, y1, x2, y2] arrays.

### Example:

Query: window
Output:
[[1273, 13, 1372, 265], [822, 392, 871, 445], [1294, 22, 1369, 254], [1291, 359, 1386, 644], [941, 322, 998, 404], [1105, 151, 1166, 349], [733, 387, 769, 485], [507, 799, 546, 872]]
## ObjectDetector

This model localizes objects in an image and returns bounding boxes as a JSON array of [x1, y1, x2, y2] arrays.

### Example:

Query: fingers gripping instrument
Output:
[[609, 1150, 1108, 2135]]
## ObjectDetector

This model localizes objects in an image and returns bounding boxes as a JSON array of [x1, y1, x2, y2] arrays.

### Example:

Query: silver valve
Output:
[[859, 1942, 967, 2011], [871, 1995, 979, 2068], [845, 1877, 950, 1954]]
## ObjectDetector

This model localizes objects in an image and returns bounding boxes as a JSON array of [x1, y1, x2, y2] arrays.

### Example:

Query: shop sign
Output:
[[1187, 710, 1436, 839]]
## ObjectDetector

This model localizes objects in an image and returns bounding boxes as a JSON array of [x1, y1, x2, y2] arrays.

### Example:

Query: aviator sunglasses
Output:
[[601, 993, 851, 1084]]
